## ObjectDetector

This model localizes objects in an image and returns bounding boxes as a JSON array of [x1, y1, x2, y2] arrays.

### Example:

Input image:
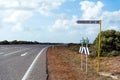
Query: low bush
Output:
[[91, 30, 120, 57]]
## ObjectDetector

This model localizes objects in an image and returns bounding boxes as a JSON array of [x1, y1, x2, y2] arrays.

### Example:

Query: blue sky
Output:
[[0, 0, 120, 43]]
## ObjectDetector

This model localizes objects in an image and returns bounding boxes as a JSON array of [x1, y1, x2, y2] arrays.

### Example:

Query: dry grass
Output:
[[47, 46, 120, 80]]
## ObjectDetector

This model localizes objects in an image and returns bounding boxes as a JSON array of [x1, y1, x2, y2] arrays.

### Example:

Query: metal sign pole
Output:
[[97, 20, 102, 73]]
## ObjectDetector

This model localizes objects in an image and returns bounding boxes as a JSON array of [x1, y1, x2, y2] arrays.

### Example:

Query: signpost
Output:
[[77, 20, 102, 73], [77, 20, 100, 24], [79, 38, 90, 73]]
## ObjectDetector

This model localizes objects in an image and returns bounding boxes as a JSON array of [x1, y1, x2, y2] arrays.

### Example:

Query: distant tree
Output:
[[0, 40, 9, 44], [0, 40, 41, 45], [33, 41, 39, 44], [10, 40, 18, 44]]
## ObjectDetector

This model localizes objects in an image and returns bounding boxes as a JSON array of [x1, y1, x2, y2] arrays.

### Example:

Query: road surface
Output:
[[0, 44, 48, 80]]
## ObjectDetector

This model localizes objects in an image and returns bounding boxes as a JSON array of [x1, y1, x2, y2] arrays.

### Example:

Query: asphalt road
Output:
[[0, 44, 49, 80]]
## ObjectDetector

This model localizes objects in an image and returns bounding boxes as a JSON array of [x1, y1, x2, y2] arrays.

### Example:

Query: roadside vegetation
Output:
[[47, 46, 120, 80], [47, 29, 120, 80], [90, 29, 120, 57]]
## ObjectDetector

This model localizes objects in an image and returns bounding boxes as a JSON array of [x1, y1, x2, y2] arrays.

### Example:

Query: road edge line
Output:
[[22, 47, 47, 80]]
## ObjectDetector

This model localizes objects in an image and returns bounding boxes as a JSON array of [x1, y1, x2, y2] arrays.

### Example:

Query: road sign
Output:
[[77, 20, 102, 73], [79, 38, 90, 73], [77, 20, 100, 24], [79, 47, 89, 55]]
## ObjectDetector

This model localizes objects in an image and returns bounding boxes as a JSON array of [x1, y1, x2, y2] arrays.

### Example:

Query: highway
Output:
[[0, 44, 48, 80]]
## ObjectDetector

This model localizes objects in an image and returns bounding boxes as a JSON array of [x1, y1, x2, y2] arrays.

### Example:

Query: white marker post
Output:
[[79, 39, 84, 70], [85, 37, 89, 73], [81, 44, 83, 70]]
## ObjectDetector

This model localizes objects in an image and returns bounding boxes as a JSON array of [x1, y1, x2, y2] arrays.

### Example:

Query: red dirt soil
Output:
[[47, 47, 80, 80]]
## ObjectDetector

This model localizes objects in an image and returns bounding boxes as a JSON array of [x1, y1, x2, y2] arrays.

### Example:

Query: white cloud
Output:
[[102, 10, 120, 23], [0, 0, 19, 8], [0, 0, 67, 31], [20, 1, 36, 8], [36, 0, 66, 16], [107, 26, 120, 30], [1, 10, 33, 32], [80, 1, 104, 19], [79, 0, 120, 25], [0, 0, 67, 32], [79, 0, 120, 31], [16, 0, 66, 16], [2, 10, 33, 23], [11, 23, 23, 32], [85, 26, 99, 35], [49, 15, 78, 31]]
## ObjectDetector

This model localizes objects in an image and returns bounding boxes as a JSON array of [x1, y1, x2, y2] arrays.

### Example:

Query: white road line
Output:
[[4, 48, 30, 56], [22, 47, 47, 80], [0, 47, 15, 50], [21, 52, 28, 56], [0, 52, 4, 55]]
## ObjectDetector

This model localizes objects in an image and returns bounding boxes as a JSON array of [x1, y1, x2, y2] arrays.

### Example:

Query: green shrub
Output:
[[91, 30, 120, 57]]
